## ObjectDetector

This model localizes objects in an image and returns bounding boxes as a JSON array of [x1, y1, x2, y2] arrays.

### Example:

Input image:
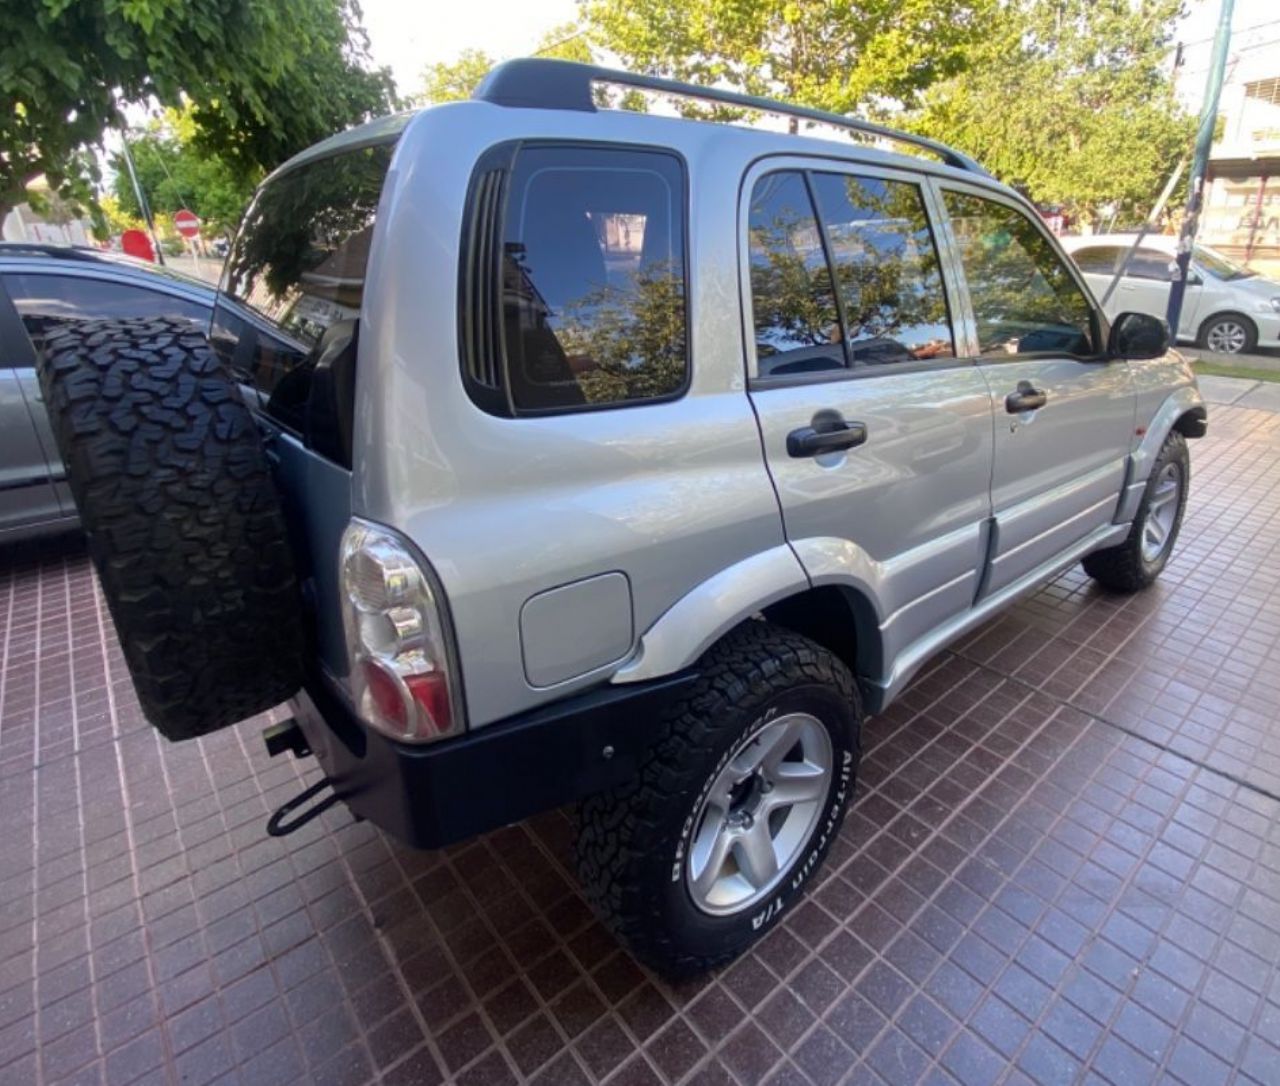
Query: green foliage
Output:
[[0, 0, 396, 219], [580, 0, 996, 117], [419, 49, 498, 105], [908, 0, 1194, 222], [112, 109, 258, 238], [416, 24, 595, 106]]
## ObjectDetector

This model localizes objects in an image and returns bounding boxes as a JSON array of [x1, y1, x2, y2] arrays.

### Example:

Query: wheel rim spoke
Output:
[[732, 822, 779, 889], [689, 819, 734, 898], [765, 762, 827, 808], [733, 716, 801, 776]]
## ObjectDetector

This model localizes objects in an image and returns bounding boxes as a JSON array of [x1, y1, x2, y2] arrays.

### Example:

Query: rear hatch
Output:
[[209, 129, 404, 679]]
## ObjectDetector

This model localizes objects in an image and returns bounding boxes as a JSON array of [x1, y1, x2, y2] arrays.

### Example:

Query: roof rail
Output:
[[472, 58, 990, 177]]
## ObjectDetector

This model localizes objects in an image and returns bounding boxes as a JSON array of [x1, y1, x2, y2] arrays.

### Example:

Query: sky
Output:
[[361, 0, 579, 99]]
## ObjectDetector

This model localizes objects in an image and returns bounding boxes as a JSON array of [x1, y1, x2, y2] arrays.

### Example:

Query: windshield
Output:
[[1194, 244, 1256, 281]]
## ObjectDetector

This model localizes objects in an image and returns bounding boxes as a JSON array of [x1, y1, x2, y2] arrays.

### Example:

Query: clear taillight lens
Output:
[[339, 519, 460, 744]]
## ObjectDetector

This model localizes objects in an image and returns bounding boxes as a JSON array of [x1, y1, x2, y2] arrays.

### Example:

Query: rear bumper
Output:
[[291, 667, 698, 849]]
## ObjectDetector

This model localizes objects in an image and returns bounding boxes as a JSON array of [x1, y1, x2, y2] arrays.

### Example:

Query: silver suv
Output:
[[37, 60, 1206, 976]]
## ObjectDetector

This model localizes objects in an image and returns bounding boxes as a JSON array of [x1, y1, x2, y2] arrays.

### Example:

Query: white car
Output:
[[1062, 233, 1280, 354]]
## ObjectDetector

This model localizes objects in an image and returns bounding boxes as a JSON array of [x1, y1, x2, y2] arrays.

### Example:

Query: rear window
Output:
[[463, 144, 689, 414], [213, 142, 394, 436]]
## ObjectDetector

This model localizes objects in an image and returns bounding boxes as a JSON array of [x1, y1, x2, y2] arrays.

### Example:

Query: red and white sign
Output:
[[173, 208, 200, 239]]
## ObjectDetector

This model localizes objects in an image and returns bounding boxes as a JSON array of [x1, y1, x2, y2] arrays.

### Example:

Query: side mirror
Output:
[[1108, 311, 1170, 360]]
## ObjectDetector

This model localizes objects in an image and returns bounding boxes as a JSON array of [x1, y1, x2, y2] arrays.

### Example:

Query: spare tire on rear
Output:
[[37, 317, 304, 740]]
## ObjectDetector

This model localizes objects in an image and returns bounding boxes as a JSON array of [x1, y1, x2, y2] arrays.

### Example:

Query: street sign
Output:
[[174, 209, 200, 239]]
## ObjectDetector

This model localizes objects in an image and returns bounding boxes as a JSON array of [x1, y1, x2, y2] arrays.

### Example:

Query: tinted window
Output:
[[944, 192, 1096, 356], [1129, 249, 1175, 282], [6, 273, 209, 356], [499, 146, 687, 412], [216, 143, 393, 420], [747, 171, 844, 376], [810, 173, 954, 365], [1071, 245, 1126, 274]]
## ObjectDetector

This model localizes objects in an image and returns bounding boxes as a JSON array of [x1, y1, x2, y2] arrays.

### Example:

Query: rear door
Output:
[[5, 270, 213, 516], [743, 161, 995, 664], [935, 185, 1135, 597], [0, 278, 62, 533]]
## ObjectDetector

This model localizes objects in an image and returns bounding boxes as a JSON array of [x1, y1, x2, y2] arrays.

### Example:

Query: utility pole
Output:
[[1166, 0, 1233, 332], [118, 126, 166, 267]]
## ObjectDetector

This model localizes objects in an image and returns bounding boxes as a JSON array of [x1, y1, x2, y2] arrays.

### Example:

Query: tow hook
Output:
[[262, 718, 340, 837], [266, 777, 341, 837]]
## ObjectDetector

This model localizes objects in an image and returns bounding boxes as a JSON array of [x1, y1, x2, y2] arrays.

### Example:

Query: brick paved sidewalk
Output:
[[1, 405, 1278, 1086]]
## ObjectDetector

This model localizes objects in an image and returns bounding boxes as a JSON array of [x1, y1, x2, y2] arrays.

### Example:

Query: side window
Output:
[[943, 192, 1096, 357], [1070, 246, 1125, 275], [218, 142, 394, 426], [747, 171, 844, 376], [494, 146, 688, 413], [1130, 248, 1175, 282], [810, 173, 954, 365], [5, 273, 208, 357]]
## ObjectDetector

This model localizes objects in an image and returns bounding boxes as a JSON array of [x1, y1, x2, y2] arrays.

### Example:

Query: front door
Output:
[[742, 162, 995, 667], [0, 281, 61, 534], [935, 185, 1135, 597]]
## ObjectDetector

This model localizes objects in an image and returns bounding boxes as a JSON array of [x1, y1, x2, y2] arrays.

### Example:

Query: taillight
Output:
[[339, 520, 461, 743]]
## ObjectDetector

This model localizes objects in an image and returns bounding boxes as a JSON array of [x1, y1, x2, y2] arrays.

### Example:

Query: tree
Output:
[[907, 0, 1193, 223], [419, 49, 498, 105], [112, 108, 259, 239], [580, 0, 997, 119], [416, 24, 595, 105], [0, 0, 395, 222]]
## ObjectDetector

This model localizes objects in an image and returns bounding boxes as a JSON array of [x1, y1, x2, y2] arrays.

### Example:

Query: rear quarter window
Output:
[[214, 142, 395, 433], [462, 144, 689, 415]]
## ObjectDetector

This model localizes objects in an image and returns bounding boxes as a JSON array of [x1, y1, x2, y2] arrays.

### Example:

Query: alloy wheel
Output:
[[1141, 461, 1182, 563], [685, 713, 832, 916], [1206, 319, 1248, 354]]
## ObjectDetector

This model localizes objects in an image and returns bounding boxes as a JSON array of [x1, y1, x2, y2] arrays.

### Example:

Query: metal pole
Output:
[[117, 128, 166, 266], [1099, 157, 1187, 309], [1166, 0, 1234, 331]]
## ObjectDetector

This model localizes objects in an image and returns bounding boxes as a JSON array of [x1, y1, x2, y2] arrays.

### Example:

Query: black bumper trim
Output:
[[292, 668, 698, 849]]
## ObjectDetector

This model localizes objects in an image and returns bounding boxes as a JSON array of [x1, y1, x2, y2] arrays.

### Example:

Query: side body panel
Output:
[[359, 108, 788, 728]]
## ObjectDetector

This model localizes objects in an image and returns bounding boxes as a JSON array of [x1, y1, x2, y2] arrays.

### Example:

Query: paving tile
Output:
[[5, 405, 1280, 1086]]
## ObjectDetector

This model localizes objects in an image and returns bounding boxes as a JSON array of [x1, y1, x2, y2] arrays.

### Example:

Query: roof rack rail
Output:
[[472, 58, 990, 177]]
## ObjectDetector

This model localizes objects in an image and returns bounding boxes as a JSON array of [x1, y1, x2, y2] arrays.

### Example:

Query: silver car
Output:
[[0, 245, 216, 542], [36, 61, 1206, 975]]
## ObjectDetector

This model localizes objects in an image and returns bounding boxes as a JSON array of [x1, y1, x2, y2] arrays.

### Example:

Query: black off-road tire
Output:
[[1082, 429, 1189, 593], [37, 317, 304, 740], [575, 622, 861, 977]]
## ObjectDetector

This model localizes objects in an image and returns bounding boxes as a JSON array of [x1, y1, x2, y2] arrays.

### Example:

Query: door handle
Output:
[[787, 413, 868, 458], [1005, 383, 1048, 413]]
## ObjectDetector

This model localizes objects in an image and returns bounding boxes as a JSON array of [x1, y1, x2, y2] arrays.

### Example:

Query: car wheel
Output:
[[37, 317, 304, 740], [1082, 430, 1189, 592], [575, 622, 861, 976], [1198, 313, 1257, 355]]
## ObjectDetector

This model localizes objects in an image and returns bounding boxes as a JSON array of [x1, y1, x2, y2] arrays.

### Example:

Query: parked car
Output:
[[1062, 233, 1280, 354], [36, 61, 1206, 975], [0, 244, 217, 542]]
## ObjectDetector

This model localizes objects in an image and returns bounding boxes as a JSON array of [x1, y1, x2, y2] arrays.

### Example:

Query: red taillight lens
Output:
[[406, 672, 451, 735], [341, 520, 460, 744]]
